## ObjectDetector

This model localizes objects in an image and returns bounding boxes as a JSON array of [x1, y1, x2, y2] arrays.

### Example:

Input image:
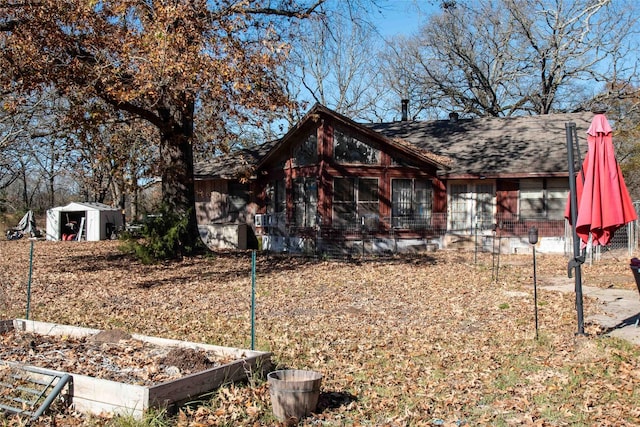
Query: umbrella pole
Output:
[[566, 122, 586, 335]]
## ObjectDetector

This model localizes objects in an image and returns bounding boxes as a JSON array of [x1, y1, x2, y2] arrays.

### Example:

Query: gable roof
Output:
[[256, 103, 452, 171], [194, 105, 594, 180], [365, 111, 594, 179]]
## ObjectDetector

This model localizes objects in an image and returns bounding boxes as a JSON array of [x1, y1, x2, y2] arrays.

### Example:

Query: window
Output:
[[228, 181, 249, 218], [293, 177, 317, 227], [267, 179, 286, 226], [333, 177, 379, 228], [358, 178, 379, 223], [333, 178, 355, 226], [293, 133, 318, 166], [391, 156, 418, 168], [333, 129, 379, 164], [392, 179, 433, 228], [546, 179, 569, 220], [519, 178, 568, 220]]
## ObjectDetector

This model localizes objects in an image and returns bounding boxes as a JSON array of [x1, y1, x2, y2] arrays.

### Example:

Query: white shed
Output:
[[46, 202, 124, 241]]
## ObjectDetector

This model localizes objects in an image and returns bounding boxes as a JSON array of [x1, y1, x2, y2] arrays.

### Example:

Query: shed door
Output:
[[46, 209, 60, 241]]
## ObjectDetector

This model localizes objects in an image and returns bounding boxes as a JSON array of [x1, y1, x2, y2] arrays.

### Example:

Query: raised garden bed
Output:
[[0, 319, 271, 418]]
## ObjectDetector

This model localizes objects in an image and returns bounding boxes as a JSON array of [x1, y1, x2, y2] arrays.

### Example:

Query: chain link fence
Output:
[[585, 201, 640, 261]]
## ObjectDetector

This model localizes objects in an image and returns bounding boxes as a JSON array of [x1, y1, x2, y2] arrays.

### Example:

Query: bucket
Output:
[[267, 369, 322, 421]]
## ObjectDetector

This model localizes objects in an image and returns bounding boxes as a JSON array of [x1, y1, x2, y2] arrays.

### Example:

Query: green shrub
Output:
[[119, 207, 196, 264]]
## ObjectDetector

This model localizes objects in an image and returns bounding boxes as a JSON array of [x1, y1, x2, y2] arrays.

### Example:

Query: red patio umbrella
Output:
[[566, 113, 637, 247], [565, 112, 637, 335]]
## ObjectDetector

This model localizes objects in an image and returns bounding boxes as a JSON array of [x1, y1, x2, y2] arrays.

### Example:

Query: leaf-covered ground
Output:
[[1, 239, 640, 426]]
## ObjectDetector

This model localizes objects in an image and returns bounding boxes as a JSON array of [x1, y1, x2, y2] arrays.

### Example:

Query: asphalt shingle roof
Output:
[[194, 108, 595, 179], [193, 139, 278, 179], [364, 112, 594, 178]]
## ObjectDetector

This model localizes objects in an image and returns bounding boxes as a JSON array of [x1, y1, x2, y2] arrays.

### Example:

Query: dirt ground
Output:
[[0, 327, 230, 385]]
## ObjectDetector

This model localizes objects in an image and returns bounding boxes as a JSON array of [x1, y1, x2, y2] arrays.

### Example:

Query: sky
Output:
[[371, 0, 437, 38]]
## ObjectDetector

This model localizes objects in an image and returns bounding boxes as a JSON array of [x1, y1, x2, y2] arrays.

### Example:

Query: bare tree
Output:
[[291, 14, 382, 120], [0, 112, 22, 196], [282, 1, 391, 123], [0, 90, 69, 211], [376, 35, 439, 121], [593, 81, 640, 199], [507, 0, 640, 114], [383, 0, 640, 118]]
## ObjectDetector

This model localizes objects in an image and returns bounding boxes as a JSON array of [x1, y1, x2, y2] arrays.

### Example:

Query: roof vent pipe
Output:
[[449, 112, 459, 123], [401, 99, 409, 121]]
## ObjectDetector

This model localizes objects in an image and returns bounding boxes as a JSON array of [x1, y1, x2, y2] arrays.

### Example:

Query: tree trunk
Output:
[[131, 186, 139, 222], [153, 97, 203, 257], [159, 129, 201, 256], [20, 165, 28, 210], [109, 181, 121, 209], [48, 139, 56, 208], [48, 174, 55, 208]]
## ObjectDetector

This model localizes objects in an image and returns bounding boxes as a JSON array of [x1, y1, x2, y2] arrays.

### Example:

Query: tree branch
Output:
[[0, 20, 21, 31], [95, 84, 164, 131], [231, 0, 327, 18]]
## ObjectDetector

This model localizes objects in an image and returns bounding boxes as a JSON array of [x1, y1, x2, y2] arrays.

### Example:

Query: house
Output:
[[194, 103, 593, 255]]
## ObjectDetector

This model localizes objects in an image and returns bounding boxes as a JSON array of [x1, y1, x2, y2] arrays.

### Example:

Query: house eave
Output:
[[438, 171, 571, 180]]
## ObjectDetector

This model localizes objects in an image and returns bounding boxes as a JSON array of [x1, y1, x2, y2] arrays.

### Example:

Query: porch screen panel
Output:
[[392, 179, 432, 228], [392, 179, 412, 227], [333, 178, 356, 228], [450, 184, 469, 232], [332, 177, 379, 228], [267, 179, 286, 227], [476, 184, 494, 229], [358, 178, 379, 228], [293, 177, 317, 227], [415, 180, 433, 224]]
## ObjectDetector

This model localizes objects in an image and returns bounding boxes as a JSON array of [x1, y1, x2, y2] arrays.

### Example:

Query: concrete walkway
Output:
[[543, 280, 640, 345]]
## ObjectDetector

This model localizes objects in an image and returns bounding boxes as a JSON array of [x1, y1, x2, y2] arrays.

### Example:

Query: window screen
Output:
[[392, 179, 433, 228], [293, 177, 318, 227], [333, 130, 379, 164], [333, 177, 379, 228]]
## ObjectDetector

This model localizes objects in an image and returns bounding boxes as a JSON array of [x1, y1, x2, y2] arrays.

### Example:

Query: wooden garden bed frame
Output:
[[0, 319, 272, 418]]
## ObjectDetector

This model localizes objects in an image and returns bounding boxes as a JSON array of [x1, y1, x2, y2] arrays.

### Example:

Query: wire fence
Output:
[[260, 207, 640, 261], [581, 201, 640, 261]]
